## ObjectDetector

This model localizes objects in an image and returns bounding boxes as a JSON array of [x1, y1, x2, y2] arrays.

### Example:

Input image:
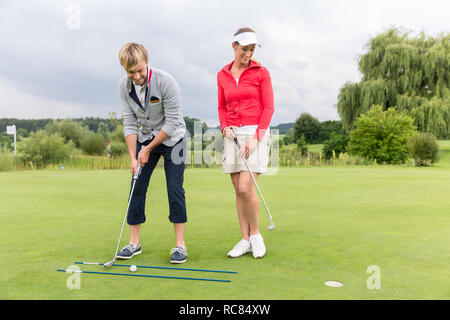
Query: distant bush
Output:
[[0, 147, 15, 171], [407, 132, 440, 166], [109, 141, 128, 157], [80, 132, 106, 156], [281, 129, 295, 145], [0, 133, 14, 152], [107, 124, 127, 157], [18, 131, 73, 168], [293, 113, 321, 144], [296, 134, 308, 157], [348, 105, 416, 164], [46, 119, 89, 148], [318, 120, 346, 143], [108, 125, 126, 144], [322, 133, 350, 159]]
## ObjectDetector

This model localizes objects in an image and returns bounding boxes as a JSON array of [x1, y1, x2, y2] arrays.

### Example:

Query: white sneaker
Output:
[[227, 239, 252, 258], [249, 234, 266, 258]]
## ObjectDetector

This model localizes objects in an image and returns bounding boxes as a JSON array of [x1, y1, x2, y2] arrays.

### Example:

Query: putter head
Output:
[[103, 260, 115, 268], [268, 223, 275, 231]]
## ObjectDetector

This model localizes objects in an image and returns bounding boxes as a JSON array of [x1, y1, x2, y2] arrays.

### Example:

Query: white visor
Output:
[[232, 32, 262, 47]]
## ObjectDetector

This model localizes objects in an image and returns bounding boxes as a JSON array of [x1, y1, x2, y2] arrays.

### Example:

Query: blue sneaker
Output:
[[170, 246, 188, 264], [116, 243, 142, 260]]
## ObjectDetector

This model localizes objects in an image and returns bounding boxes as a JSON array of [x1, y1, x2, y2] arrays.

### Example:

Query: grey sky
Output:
[[0, 0, 449, 126]]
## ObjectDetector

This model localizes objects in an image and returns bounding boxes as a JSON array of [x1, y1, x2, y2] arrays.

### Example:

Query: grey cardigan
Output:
[[119, 68, 186, 145]]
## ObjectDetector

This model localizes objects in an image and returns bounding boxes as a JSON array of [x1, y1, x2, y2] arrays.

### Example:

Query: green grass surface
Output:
[[1, 163, 449, 299], [437, 140, 450, 168]]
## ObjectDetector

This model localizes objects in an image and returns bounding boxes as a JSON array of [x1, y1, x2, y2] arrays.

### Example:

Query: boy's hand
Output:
[[137, 146, 151, 168], [130, 158, 139, 175]]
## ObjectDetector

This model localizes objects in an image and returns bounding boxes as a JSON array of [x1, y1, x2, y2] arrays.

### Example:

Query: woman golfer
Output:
[[217, 28, 274, 258]]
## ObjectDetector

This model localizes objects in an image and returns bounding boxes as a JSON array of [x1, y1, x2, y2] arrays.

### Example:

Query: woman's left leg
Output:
[[238, 171, 260, 236]]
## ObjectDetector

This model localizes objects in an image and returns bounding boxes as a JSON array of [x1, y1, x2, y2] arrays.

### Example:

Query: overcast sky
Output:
[[0, 0, 449, 126]]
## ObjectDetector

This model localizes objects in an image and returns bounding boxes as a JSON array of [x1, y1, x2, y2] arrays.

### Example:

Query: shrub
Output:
[[322, 133, 350, 159], [348, 105, 417, 164], [108, 125, 126, 144], [18, 131, 73, 168], [109, 141, 128, 157], [293, 113, 321, 144], [407, 132, 440, 166], [318, 120, 345, 143], [296, 134, 308, 157], [80, 132, 106, 156], [0, 133, 14, 151], [0, 147, 15, 171], [45, 119, 89, 148]]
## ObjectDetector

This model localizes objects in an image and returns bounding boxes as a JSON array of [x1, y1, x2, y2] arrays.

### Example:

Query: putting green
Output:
[[0, 165, 449, 299]]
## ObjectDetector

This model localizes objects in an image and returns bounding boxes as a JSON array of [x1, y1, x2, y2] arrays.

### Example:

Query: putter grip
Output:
[[234, 137, 240, 148], [133, 165, 141, 180], [231, 128, 241, 148]]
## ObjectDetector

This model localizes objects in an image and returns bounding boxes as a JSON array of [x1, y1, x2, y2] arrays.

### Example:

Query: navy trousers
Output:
[[127, 138, 187, 225]]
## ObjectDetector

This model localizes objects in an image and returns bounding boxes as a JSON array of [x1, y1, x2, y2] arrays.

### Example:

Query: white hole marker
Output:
[[325, 281, 343, 287]]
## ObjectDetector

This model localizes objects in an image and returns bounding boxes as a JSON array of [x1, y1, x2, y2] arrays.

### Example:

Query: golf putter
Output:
[[230, 128, 275, 231], [104, 165, 142, 268]]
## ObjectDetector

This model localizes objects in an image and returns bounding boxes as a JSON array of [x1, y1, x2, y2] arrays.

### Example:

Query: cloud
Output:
[[0, 0, 449, 125], [0, 78, 113, 119]]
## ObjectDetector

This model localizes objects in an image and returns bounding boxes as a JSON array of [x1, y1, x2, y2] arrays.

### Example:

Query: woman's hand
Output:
[[241, 137, 259, 159], [222, 126, 237, 140]]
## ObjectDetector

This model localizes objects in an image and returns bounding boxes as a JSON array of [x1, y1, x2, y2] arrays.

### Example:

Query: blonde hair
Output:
[[233, 27, 261, 65], [118, 43, 148, 71]]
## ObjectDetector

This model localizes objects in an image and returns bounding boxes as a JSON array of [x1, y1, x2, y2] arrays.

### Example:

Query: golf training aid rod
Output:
[[57, 269, 231, 283], [231, 129, 275, 231], [104, 165, 142, 268], [75, 261, 237, 274]]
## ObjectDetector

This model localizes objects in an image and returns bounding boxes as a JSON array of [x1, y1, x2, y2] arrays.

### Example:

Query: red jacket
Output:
[[217, 60, 274, 141]]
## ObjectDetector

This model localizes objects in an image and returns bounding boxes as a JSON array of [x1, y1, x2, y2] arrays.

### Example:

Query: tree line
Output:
[[0, 115, 209, 167], [0, 115, 207, 139]]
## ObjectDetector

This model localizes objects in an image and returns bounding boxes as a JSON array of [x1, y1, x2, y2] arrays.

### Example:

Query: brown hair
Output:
[[234, 27, 256, 37], [233, 27, 260, 65], [118, 43, 148, 71]]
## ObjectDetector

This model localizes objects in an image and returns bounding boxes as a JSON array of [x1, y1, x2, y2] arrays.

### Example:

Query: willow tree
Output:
[[337, 28, 450, 138]]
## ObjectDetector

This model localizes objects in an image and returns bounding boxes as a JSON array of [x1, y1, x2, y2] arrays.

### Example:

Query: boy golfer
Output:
[[117, 42, 188, 263]]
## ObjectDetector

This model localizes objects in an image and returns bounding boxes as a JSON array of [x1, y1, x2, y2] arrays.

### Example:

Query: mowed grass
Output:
[[1, 163, 449, 300], [436, 140, 450, 168]]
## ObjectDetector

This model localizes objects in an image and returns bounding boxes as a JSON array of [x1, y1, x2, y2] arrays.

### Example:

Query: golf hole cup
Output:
[[325, 281, 343, 287], [130, 265, 137, 272]]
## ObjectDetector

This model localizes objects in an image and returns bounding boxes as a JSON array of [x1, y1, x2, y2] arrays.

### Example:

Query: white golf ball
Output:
[[129, 265, 137, 272]]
